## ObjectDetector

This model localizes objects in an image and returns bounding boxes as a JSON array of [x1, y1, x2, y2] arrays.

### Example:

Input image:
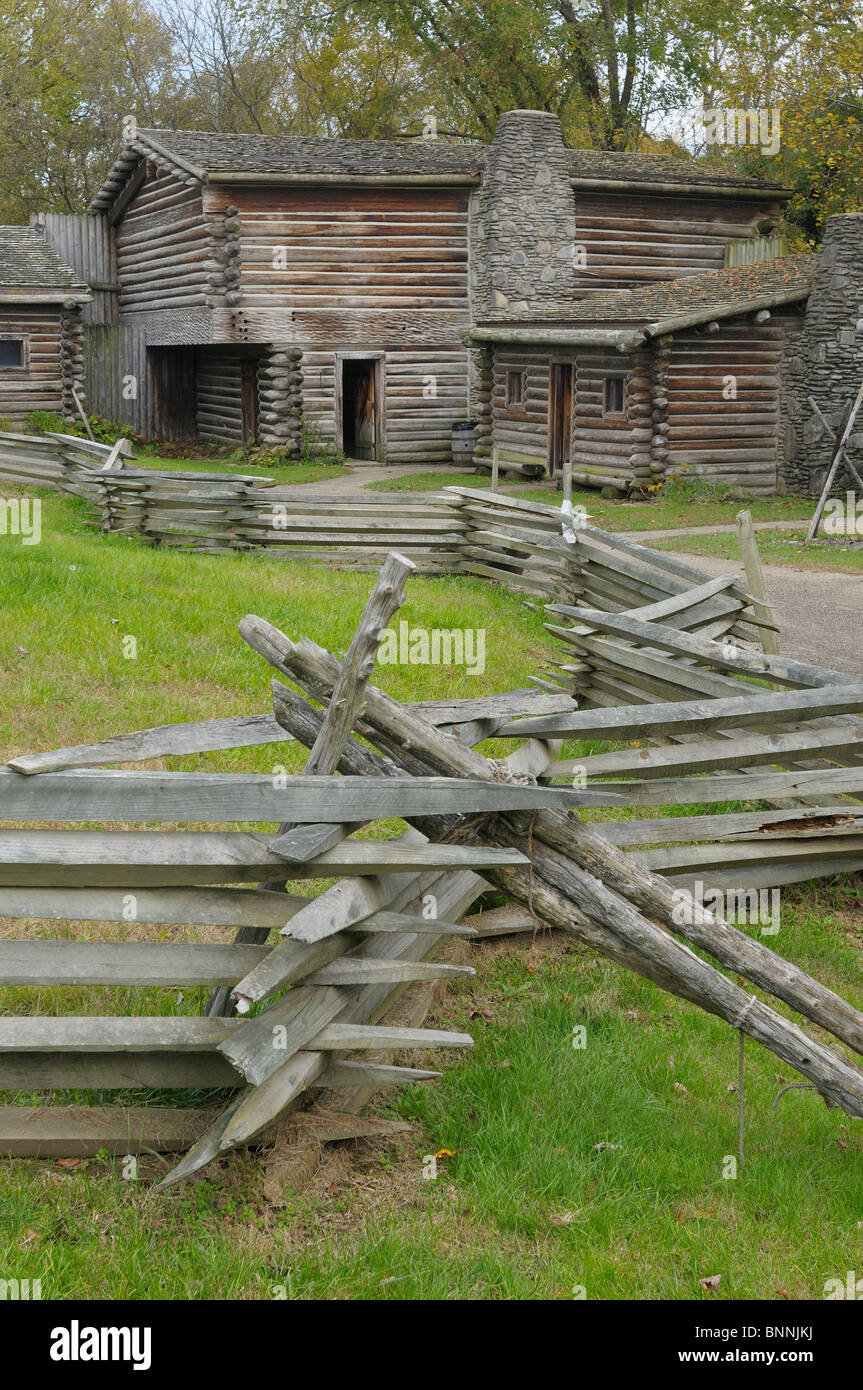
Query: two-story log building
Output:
[[21, 108, 856, 495]]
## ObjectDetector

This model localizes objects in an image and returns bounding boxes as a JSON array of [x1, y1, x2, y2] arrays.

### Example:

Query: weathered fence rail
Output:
[[5, 527, 863, 1179], [0, 430, 772, 600]]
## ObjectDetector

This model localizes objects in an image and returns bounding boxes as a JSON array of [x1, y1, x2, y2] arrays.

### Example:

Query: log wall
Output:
[[300, 344, 468, 463], [215, 184, 470, 315], [116, 169, 210, 317], [571, 350, 634, 490], [573, 191, 780, 295], [665, 315, 781, 492], [488, 350, 551, 472], [196, 350, 245, 445], [0, 303, 83, 422]]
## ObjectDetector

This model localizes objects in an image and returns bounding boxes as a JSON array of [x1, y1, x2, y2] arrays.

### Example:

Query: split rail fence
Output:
[[5, 440, 863, 1182]]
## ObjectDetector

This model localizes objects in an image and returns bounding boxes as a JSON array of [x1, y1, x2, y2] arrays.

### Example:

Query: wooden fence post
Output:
[[735, 509, 779, 655]]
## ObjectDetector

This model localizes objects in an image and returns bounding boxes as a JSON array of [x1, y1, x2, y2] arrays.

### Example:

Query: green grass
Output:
[[364, 470, 492, 493], [366, 472, 814, 536], [512, 484, 813, 533], [652, 528, 863, 574], [0, 482, 862, 1300], [134, 454, 351, 487]]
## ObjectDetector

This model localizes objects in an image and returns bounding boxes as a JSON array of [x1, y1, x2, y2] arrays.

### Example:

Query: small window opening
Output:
[[603, 376, 625, 415], [0, 340, 24, 369], [506, 370, 525, 408]]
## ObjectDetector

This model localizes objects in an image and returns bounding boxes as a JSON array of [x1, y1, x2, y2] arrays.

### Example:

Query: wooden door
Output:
[[341, 358, 379, 460], [149, 348, 197, 443], [550, 363, 573, 479]]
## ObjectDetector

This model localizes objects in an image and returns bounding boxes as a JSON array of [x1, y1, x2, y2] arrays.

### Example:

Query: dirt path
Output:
[[657, 547, 863, 677]]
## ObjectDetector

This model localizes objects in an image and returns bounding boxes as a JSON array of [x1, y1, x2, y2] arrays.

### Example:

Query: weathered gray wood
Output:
[[7, 713, 290, 774], [276, 653, 863, 1090], [0, 1017, 241, 1051], [553, 724, 863, 781], [317, 1059, 443, 1088], [557, 608, 859, 689], [267, 821, 361, 863], [736, 509, 780, 654], [497, 686, 863, 741], [594, 806, 859, 846], [297, 841, 528, 875], [0, 830, 304, 887], [0, 1106, 216, 1157], [160, 866, 487, 1186], [0, 1052, 242, 1090], [0, 884, 296, 929], [308, 552, 415, 777], [219, 986, 346, 1085], [0, 766, 588, 822], [304, 957, 474, 986], [307, 1023, 474, 1050], [0, 940, 271, 986], [581, 766, 863, 806], [358, 910, 477, 937]]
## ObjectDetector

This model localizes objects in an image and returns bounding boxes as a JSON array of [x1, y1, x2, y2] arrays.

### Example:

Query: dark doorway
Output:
[[149, 348, 197, 443], [550, 362, 573, 479], [341, 358, 378, 460], [241, 359, 259, 444]]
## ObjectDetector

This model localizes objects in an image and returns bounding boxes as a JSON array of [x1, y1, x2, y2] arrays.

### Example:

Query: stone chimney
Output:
[[472, 110, 577, 321], [782, 212, 863, 494]]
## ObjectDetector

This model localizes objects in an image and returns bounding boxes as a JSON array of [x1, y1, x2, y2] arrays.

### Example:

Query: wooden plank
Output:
[[561, 608, 860, 689], [296, 841, 529, 875], [7, 713, 291, 774], [0, 1017, 241, 1051], [304, 957, 474, 986], [0, 1106, 216, 1157], [0, 768, 588, 823], [0, 1052, 242, 1090], [0, 884, 297, 929], [0, 830, 303, 888], [497, 686, 863, 741], [574, 766, 863, 806], [317, 1059, 442, 1088], [0, 940, 271, 986], [307, 1023, 474, 1050], [219, 985, 347, 1086], [552, 724, 863, 781], [593, 806, 860, 847]]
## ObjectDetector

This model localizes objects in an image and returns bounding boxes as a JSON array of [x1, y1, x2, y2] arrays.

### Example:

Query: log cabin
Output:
[[39, 108, 857, 495], [0, 227, 89, 424]]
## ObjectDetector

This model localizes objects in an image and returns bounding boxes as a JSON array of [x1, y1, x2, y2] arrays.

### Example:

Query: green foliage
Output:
[[23, 410, 140, 445]]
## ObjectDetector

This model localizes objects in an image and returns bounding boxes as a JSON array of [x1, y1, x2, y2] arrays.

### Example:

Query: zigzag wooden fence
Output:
[[0, 432, 774, 602], [5, 540, 863, 1183]]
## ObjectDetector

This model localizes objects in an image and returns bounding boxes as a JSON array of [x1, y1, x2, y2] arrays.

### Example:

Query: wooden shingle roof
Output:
[[561, 254, 816, 326], [89, 125, 790, 211], [0, 226, 90, 300]]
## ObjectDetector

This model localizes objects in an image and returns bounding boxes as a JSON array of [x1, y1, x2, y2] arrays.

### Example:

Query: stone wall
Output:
[[781, 213, 863, 496], [472, 110, 576, 321]]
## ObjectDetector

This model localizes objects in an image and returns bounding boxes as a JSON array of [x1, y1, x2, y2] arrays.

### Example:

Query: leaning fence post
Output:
[[491, 445, 499, 493], [735, 509, 779, 655]]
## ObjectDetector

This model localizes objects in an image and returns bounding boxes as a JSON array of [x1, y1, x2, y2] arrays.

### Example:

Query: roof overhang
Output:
[[570, 175, 792, 202], [212, 171, 481, 186], [644, 284, 811, 338], [467, 325, 645, 352], [0, 290, 91, 305]]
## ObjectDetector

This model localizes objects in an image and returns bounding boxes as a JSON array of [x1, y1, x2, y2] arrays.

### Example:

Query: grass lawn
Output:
[[135, 454, 352, 487], [1, 484, 862, 1300], [368, 471, 815, 536], [652, 528, 863, 574]]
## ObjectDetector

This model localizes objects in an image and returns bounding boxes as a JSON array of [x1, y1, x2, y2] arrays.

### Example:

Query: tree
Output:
[[0, 0, 194, 219]]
